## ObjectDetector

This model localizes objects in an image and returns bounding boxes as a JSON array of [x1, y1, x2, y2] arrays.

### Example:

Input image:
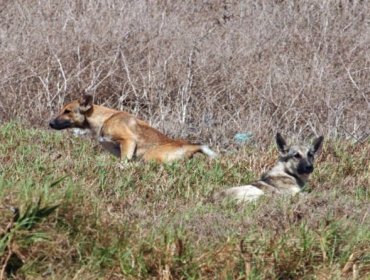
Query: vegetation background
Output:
[[1, 0, 369, 146], [0, 0, 369, 279]]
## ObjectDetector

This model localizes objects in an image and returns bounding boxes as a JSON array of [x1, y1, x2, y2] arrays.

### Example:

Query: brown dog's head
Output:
[[49, 94, 93, 130]]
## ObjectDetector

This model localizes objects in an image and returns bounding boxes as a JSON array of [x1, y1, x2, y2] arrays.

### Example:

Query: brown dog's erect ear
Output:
[[311, 136, 324, 155], [276, 132, 288, 154], [79, 93, 93, 113]]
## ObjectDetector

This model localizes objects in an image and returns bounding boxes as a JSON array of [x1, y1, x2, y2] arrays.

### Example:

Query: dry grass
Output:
[[1, 0, 370, 147], [0, 122, 369, 279], [1, 1, 370, 279]]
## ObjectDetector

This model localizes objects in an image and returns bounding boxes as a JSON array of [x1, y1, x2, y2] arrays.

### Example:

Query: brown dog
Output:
[[49, 94, 217, 163]]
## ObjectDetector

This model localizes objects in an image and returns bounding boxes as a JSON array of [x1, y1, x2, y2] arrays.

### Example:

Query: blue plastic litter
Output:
[[234, 132, 253, 144]]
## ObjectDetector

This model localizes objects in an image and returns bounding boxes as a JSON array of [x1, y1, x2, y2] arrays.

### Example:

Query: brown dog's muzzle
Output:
[[49, 118, 73, 130]]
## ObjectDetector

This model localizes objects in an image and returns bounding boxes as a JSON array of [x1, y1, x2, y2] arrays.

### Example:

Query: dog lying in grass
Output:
[[49, 93, 217, 163], [214, 133, 324, 203]]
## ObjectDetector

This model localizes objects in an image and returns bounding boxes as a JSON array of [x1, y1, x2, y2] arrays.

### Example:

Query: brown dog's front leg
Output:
[[119, 139, 136, 160]]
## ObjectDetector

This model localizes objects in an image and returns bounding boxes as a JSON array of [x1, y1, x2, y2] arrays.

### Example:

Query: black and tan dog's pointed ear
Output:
[[276, 132, 288, 154], [311, 136, 324, 155], [79, 93, 93, 113]]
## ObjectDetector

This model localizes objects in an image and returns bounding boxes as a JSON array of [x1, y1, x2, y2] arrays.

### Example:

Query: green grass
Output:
[[0, 122, 369, 279]]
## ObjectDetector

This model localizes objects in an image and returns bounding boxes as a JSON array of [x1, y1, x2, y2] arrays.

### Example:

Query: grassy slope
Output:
[[0, 122, 369, 279]]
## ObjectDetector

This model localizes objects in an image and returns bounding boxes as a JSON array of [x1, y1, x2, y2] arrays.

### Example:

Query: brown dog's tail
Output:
[[143, 143, 217, 162], [199, 145, 217, 158]]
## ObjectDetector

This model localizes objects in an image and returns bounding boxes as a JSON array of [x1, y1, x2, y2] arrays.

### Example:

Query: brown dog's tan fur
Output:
[[49, 94, 217, 163]]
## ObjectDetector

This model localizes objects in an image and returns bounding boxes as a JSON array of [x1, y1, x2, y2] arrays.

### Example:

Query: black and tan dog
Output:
[[214, 133, 324, 203], [49, 94, 217, 163]]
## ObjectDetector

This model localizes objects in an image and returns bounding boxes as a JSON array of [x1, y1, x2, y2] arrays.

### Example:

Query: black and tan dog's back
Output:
[[49, 94, 217, 163], [214, 133, 324, 203]]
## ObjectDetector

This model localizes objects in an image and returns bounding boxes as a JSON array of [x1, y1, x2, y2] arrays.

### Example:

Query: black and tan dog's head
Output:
[[276, 132, 324, 177], [49, 94, 93, 130]]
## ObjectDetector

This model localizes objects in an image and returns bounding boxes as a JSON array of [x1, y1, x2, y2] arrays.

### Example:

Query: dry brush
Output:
[[1, 0, 369, 147]]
